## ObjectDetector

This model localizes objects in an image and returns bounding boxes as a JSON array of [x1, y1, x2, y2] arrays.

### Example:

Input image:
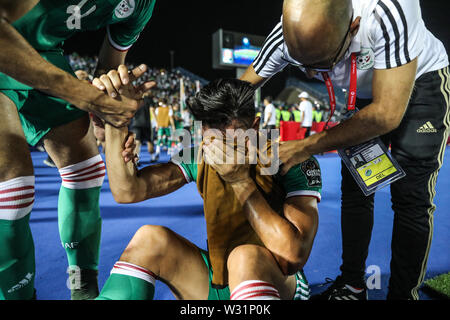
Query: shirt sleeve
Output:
[[281, 157, 322, 202], [170, 147, 198, 183], [107, 0, 156, 51], [252, 18, 289, 78], [371, 0, 423, 69]]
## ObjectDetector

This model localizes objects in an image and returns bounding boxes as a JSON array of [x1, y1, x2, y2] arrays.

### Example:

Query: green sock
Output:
[[58, 186, 102, 271], [96, 270, 155, 300], [58, 186, 102, 299], [0, 215, 36, 300]]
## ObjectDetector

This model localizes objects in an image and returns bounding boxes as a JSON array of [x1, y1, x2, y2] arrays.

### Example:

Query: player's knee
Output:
[[227, 245, 268, 276], [125, 225, 172, 257], [58, 155, 105, 190], [0, 176, 35, 223]]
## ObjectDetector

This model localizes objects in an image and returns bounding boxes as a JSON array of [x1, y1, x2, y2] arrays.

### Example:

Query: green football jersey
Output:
[[0, 0, 156, 91], [171, 147, 322, 201], [13, 0, 156, 52]]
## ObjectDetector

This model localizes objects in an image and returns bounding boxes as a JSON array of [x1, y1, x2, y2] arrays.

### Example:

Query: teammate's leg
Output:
[[43, 114, 104, 300], [227, 244, 298, 300], [0, 93, 36, 300], [97, 225, 210, 300]]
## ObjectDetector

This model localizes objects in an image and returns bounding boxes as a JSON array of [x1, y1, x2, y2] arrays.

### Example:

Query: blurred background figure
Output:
[[129, 92, 154, 167], [262, 96, 277, 139], [151, 98, 175, 162], [298, 92, 313, 138]]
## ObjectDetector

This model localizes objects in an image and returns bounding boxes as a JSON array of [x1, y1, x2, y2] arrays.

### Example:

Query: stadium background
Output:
[[27, 0, 450, 300]]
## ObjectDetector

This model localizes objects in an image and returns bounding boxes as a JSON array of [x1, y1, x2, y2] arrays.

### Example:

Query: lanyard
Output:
[[321, 52, 358, 126]]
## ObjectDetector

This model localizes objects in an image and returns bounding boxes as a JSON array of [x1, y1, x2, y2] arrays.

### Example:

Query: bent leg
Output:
[[227, 245, 298, 300], [97, 225, 210, 300], [0, 92, 35, 300], [43, 114, 104, 300]]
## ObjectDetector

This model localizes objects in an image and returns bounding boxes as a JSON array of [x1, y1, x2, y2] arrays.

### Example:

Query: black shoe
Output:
[[311, 276, 368, 301], [69, 268, 99, 300]]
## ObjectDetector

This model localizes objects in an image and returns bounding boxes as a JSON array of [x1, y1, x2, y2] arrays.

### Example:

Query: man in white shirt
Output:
[[298, 92, 313, 137], [262, 96, 277, 138], [240, 0, 449, 300]]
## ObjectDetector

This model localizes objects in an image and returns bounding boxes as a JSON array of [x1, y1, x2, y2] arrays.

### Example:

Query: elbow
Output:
[[278, 234, 314, 275], [276, 254, 305, 276], [377, 116, 402, 135], [371, 103, 405, 135], [111, 188, 138, 204]]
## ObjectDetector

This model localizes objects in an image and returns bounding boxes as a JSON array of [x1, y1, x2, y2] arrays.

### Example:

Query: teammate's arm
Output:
[[105, 125, 187, 204], [0, 10, 138, 127], [239, 64, 267, 87], [95, 36, 128, 78], [279, 58, 418, 174]]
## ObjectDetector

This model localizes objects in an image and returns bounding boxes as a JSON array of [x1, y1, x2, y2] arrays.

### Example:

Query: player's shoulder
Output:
[[282, 156, 322, 187]]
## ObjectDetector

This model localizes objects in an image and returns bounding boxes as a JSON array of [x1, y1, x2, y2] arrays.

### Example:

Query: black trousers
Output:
[[340, 66, 450, 299]]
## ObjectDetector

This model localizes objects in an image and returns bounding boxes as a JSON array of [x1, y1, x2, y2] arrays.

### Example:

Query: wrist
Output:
[[229, 178, 257, 204]]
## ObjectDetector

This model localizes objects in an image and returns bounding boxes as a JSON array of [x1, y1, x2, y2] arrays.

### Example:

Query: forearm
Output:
[[105, 124, 141, 202], [231, 179, 303, 268], [304, 61, 417, 155], [304, 102, 397, 155], [94, 38, 127, 77], [105, 124, 186, 203], [0, 19, 114, 112], [239, 64, 267, 88]]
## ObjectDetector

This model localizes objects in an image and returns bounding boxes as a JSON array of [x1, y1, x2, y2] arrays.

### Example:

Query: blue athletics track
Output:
[[29, 146, 450, 300]]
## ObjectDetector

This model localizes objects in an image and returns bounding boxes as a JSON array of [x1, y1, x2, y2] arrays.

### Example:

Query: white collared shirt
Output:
[[252, 0, 448, 99]]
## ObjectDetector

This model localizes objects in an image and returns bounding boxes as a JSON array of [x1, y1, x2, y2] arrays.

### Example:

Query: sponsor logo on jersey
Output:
[[356, 47, 375, 70], [114, 0, 136, 19], [66, 0, 97, 30], [417, 121, 437, 133], [301, 159, 322, 187]]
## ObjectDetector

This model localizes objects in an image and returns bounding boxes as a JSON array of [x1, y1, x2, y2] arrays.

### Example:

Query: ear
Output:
[[252, 117, 261, 130], [350, 16, 361, 37]]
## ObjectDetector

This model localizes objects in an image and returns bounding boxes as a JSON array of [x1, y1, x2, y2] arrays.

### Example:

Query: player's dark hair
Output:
[[187, 78, 256, 129], [264, 96, 273, 103]]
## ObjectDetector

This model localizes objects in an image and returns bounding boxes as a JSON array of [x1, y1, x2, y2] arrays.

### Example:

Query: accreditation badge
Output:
[[338, 138, 405, 196]]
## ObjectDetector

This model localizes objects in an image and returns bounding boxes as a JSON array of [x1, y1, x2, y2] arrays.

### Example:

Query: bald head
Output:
[[283, 0, 353, 65]]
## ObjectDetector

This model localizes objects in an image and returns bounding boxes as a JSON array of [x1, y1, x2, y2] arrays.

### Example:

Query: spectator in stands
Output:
[[298, 92, 313, 137], [262, 96, 277, 139]]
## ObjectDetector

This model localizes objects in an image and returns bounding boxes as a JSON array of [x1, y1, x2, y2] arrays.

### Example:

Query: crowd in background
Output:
[[41, 53, 327, 167]]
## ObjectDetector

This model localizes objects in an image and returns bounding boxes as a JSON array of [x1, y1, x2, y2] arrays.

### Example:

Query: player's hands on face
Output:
[[122, 133, 138, 164], [202, 135, 252, 184]]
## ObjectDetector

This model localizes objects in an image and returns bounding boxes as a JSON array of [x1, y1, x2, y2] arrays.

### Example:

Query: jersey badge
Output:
[[356, 47, 375, 70], [301, 159, 322, 187], [114, 0, 136, 19]]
